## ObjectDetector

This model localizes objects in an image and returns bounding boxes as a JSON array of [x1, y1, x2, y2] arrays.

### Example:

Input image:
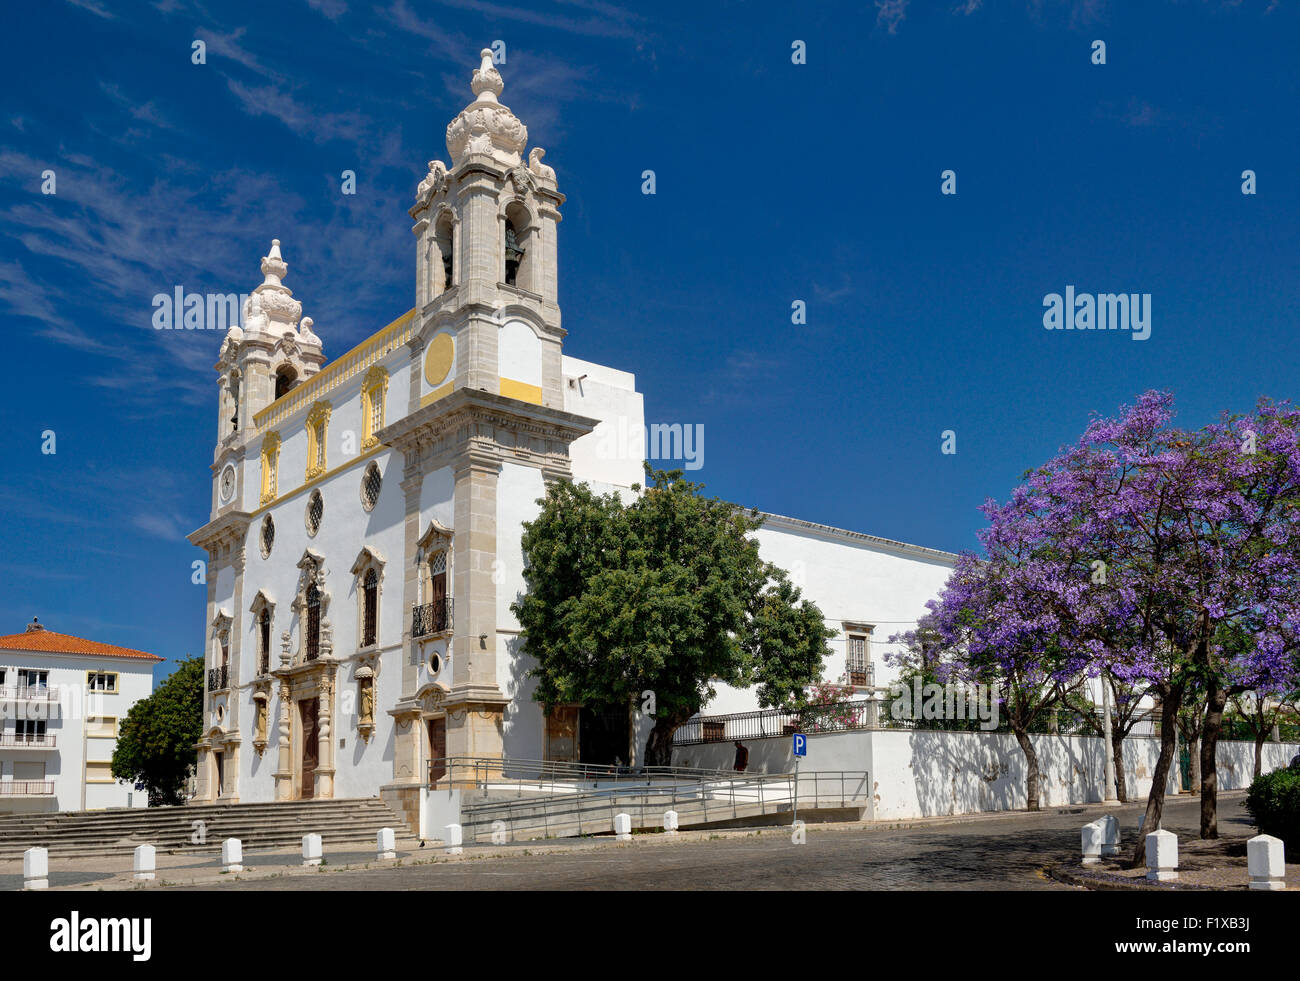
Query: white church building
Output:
[[188, 50, 956, 819]]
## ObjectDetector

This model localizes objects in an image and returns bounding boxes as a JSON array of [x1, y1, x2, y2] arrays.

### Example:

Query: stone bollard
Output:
[[1145, 829, 1178, 882], [613, 812, 631, 841], [23, 847, 48, 890], [1247, 834, 1285, 892], [444, 824, 463, 856], [1100, 814, 1120, 856], [222, 838, 243, 874], [133, 844, 156, 882], [1081, 820, 1104, 865], [377, 827, 396, 861], [302, 833, 322, 867], [663, 810, 679, 835]]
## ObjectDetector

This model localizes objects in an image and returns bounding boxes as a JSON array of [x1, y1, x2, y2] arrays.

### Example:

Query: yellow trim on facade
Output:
[[259, 431, 281, 504], [251, 440, 389, 518], [499, 377, 543, 405], [424, 332, 455, 386], [305, 401, 333, 481], [361, 365, 389, 450], [420, 381, 455, 408], [253, 309, 417, 432]]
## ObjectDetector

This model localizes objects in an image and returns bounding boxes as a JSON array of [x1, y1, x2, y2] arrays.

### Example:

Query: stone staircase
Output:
[[0, 798, 416, 861]]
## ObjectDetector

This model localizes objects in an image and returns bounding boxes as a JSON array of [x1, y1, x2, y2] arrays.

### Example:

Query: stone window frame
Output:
[[211, 610, 234, 691], [499, 198, 538, 294], [361, 366, 389, 450], [305, 401, 332, 481], [249, 590, 276, 676], [305, 489, 325, 538], [291, 549, 331, 666], [427, 205, 459, 303], [350, 545, 387, 652], [260, 514, 276, 559], [360, 461, 383, 512], [259, 430, 281, 504]]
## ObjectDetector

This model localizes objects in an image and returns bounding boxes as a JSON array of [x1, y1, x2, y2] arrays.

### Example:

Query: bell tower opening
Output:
[[504, 217, 523, 288], [275, 365, 298, 400]]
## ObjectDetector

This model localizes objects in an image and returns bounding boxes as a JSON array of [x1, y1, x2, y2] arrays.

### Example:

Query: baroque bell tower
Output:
[[382, 49, 597, 777]]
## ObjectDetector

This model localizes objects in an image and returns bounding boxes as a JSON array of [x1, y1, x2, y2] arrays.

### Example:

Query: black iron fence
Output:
[[412, 598, 453, 638]]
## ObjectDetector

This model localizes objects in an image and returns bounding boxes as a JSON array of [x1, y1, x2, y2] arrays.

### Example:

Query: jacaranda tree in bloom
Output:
[[896, 392, 1300, 862]]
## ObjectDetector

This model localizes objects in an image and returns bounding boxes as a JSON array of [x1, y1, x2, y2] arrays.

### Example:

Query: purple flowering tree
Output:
[[899, 392, 1300, 861]]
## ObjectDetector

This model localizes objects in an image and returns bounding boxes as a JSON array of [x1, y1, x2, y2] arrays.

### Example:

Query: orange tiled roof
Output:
[[0, 626, 162, 662]]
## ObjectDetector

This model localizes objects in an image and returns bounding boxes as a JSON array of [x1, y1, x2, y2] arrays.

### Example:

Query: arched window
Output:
[[428, 550, 447, 605], [363, 568, 379, 647], [306, 582, 321, 661], [435, 215, 454, 296], [258, 607, 271, 675]]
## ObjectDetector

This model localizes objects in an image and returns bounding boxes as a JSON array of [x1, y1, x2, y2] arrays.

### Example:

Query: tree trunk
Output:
[[1012, 726, 1040, 811], [626, 693, 638, 769], [1132, 683, 1182, 867], [1111, 733, 1128, 803], [1254, 730, 1266, 779], [643, 714, 686, 768], [1188, 733, 1200, 795], [1199, 680, 1229, 839]]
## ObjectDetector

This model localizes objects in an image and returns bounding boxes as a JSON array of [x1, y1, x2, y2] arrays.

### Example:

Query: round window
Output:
[[428, 652, 443, 675], [361, 462, 382, 512]]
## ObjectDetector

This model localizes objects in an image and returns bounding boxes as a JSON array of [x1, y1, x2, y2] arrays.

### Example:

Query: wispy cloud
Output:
[[876, 0, 909, 33]]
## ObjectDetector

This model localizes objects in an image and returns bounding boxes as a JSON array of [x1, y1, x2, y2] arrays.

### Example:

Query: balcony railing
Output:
[[207, 665, 229, 692], [0, 685, 59, 702], [0, 733, 56, 749], [0, 780, 55, 796], [412, 598, 453, 638]]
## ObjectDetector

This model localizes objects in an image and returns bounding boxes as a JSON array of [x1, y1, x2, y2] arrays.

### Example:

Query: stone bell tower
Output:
[[383, 49, 596, 782]]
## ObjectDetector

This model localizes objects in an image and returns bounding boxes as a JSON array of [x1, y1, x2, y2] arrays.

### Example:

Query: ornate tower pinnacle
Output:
[[445, 48, 527, 168]]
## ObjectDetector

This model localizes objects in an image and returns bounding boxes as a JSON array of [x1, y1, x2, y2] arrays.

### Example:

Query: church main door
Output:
[[300, 698, 320, 799]]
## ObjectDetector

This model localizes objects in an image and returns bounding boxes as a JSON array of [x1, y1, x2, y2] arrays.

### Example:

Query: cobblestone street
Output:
[[155, 793, 1250, 891]]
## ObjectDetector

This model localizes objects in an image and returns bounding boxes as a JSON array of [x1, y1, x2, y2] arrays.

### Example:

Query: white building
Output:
[[187, 50, 954, 819], [0, 619, 160, 814]]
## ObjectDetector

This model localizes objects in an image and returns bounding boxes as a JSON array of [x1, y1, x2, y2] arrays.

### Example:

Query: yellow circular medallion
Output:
[[424, 333, 454, 386]]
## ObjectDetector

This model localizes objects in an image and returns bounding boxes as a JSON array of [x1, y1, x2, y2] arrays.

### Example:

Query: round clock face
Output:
[[219, 466, 236, 502]]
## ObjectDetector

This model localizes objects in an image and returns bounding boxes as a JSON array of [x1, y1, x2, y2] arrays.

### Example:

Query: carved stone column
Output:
[[273, 669, 293, 801], [315, 669, 336, 799]]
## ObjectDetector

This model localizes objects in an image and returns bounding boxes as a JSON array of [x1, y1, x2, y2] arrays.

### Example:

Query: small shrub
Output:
[[1244, 766, 1300, 859]]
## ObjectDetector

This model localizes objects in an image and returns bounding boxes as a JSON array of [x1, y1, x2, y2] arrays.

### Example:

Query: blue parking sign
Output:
[[792, 733, 807, 757]]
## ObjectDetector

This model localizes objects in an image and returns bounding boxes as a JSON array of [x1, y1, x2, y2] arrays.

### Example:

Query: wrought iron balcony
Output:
[[412, 598, 453, 638], [0, 733, 56, 749], [207, 665, 229, 692]]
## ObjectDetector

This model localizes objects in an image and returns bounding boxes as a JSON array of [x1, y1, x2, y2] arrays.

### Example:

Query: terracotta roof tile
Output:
[[0, 628, 162, 662]]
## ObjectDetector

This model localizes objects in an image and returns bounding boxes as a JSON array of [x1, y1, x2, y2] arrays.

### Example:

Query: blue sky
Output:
[[1, 0, 1296, 681]]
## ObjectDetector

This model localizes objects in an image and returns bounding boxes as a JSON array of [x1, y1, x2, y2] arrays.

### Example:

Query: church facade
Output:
[[188, 50, 955, 813]]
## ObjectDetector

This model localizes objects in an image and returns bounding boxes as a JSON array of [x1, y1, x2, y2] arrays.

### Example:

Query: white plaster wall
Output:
[[672, 728, 1300, 821], [0, 652, 154, 812], [564, 355, 645, 494], [499, 320, 542, 387], [496, 462, 547, 760]]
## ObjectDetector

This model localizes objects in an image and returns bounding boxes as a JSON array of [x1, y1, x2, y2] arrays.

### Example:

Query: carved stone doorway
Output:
[[300, 697, 320, 799]]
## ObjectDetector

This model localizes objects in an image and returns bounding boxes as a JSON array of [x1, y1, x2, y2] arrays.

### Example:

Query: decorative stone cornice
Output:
[[189, 509, 252, 552]]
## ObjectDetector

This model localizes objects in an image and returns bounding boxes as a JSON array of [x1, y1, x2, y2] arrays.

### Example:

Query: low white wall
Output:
[[672, 730, 1300, 821]]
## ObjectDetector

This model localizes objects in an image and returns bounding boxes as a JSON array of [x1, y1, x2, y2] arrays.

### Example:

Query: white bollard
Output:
[[302, 833, 322, 867], [1099, 814, 1120, 856], [1081, 820, 1104, 865], [613, 812, 631, 841], [222, 838, 243, 874], [444, 823, 463, 856], [133, 844, 156, 881], [377, 827, 396, 860], [663, 810, 679, 835], [1146, 829, 1178, 882], [1247, 834, 1285, 892], [23, 847, 48, 890]]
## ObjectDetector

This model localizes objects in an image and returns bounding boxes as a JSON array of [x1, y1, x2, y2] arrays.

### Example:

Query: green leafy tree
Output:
[[513, 468, 834, 767], [111, 656, 203, 805]]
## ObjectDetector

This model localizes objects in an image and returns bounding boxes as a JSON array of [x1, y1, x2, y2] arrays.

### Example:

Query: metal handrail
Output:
[[0, 734, 57, 748], [458, 769, 871, 843], [427, 755, 744, 790], [0, 780, 55, 796], [0, 685, 59, 702]]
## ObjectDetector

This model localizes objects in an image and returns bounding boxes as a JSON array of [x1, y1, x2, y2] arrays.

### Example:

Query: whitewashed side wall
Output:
[[672, 729, 1300, 821]]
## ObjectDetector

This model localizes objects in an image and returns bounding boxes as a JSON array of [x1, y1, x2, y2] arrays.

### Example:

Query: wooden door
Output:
[[300, 698, 320, 799], [428, 718, 446, 783]]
